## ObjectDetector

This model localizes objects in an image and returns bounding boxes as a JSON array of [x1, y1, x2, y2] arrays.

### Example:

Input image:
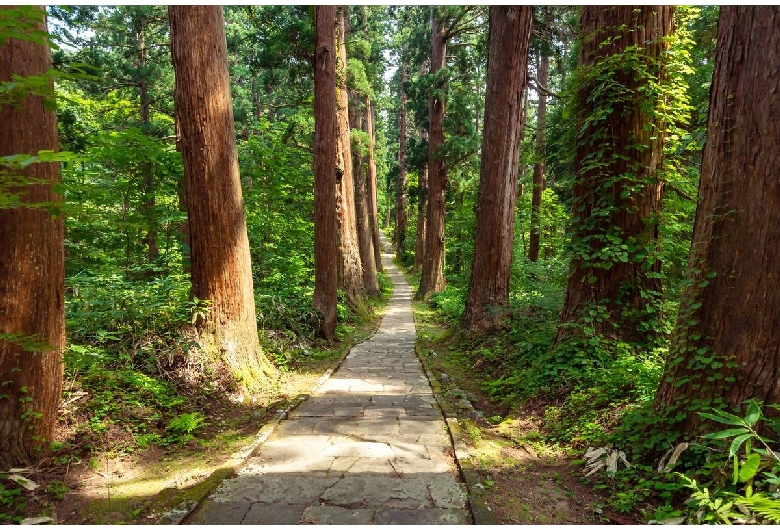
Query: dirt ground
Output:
[[1, 327, 369, 525]]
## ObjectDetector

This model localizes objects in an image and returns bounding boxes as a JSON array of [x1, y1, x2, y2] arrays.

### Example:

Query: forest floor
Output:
[[413, 300, 644, 525], [3, 321, 381, 525], [6, 275, 646, 525]]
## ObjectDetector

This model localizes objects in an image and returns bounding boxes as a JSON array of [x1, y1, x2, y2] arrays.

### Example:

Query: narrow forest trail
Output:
[[186, 233, 471, 525]]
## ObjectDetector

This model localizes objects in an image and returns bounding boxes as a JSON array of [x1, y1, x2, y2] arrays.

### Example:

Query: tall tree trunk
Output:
[[350, 95, 380, 297], [334, 6, 366, 306], [365, 97, 383, 273], [169, 6, 275, 395], [395, 63, 408, 259], [556, 6, 673, 345], [137, 24, 158, 265], [414, 59, 429, 273], [0, 6, 65, 468], [528, 43, 549, 262], [462, 6, 532, 332], [312, 5, 338, 340], [416, 9, 447, 300], [654, 6, 780, 436], [174, 116, 191, 274]]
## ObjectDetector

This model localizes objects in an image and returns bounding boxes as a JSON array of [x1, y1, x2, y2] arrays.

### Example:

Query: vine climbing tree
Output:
[[556, 6, 675, 347]]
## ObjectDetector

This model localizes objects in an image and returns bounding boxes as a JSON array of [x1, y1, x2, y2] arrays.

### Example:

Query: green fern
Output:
[[736, 492, 780, 524], [166, 412, 205, 436]]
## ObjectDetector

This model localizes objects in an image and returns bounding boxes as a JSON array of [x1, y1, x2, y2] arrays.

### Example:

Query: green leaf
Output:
[[699, 411, 746, 427], [738, 453, 761, 483], [701, 427, 751, 439], [744, 400, 761, 428], [728, 433, 754, 458]]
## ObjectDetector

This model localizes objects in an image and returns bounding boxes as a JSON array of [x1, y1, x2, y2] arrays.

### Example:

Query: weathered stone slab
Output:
[[320, 441, 394, 458], [210, 476, 339, 504], [300, 505, 375, 525], [239, 455, 335, 477], [373, 508, 470, 525], [320, 477, 431, 509], [187, 500, 250, 525], [241, 503, 306, 525], [399, 419, 447, 435], [428, 478, 469, 509]]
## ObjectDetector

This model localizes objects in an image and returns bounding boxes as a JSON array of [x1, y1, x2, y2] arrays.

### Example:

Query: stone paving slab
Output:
[[186, 234, 471, 525]]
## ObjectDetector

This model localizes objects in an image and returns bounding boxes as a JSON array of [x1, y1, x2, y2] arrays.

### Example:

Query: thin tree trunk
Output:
[[414, 163, 428, 273], [350, 94, 380, 297], [529, 43, 549, 262], [395, 63, 409, 259], [556, 6, 673, 345], [312, 6, 338, 340], [416, 9, 447, 300], [462, 6, 533, 332], [0, 6, 65, 467], [334, 6, 366, 306], [169, 6, 275, 395], [137, 24, 158, 265], [654, 6, 780, 436], [414, 59, 429, 273], [365, 97, 383, 273]]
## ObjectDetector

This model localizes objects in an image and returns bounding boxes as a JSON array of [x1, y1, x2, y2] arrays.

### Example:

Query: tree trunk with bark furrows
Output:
[[334, 6, 366, 306], [462, 6, 532, 332], [169, 6, 276, 394], [654, 6, 780, 436], [350, 94, 380, 297], [365, 97, 383, 273], [416, 10, 447, 300], [395, 63, 408, 259], [312, 6, 338, 340], [0, 6, 65, 468], [529, 39, 549, 263]]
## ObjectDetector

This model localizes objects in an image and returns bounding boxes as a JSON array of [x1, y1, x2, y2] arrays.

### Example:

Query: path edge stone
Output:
[[401, 270, 495, 525], [416, 348, 495, 525]]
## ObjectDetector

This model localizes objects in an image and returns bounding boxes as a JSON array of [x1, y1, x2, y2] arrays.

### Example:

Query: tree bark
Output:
[[395, 63, 408, 259], [350, 94, 380, 297], [334, 6, 366, 306], [654, 6, 780, 436], [365, 97, 383, 273], [556, 6, 674, 345], [0, 6, 65, 468], [413, 59, 429, 274], [528, 40, 549, 262], [169, 6, 275, 395], [312, 6, 338, 340], [461, 6, 532, 332], [137, 23, 158, 266], [416, 9, 447, 300]]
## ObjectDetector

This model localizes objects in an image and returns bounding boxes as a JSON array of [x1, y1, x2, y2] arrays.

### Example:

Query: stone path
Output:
[[187, 235, 471, 525]]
